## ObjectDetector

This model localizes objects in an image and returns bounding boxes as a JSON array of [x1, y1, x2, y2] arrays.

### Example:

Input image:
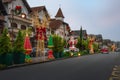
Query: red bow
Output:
[[15, 6, 21, 10]]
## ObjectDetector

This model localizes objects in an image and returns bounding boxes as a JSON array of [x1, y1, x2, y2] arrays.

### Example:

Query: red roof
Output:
[[55, 8, 64, 18], [49, 19, 63, 30], [31, 6, 46, 12]]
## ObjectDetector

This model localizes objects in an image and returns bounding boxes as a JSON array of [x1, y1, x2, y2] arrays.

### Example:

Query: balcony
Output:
[[8, 14, 32, 24]]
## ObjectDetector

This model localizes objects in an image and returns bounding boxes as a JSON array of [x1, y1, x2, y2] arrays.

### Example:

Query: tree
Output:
[[0, 28, 12, 54], [0, 28, 13, 66], [48, 35, 54, 48], [13, 30, 25, 64], [79, 26, 83, 50], [13, 30, 24, 53], [52, 35, 65, 58]]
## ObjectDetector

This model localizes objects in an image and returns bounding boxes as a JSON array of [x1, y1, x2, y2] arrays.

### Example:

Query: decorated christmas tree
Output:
[[13, 30, 24, 53], [13, 30, 25, 64], [0, 28, 13, 66], [0, 28, 12, 55], [48, 35, 54, 48]]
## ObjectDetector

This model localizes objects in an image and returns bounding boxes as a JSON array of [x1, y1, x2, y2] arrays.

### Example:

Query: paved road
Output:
[[0, 53, 120, 80]]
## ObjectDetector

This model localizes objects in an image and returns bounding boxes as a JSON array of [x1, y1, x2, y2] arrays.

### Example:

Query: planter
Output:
[[59, 52, 64, 58], [19, 53, 25, 64], [53, 52, 59, 58], [0, 54, 6, 64], [0, 54, 3, 64], [13, 52, 25, 64], [5, 53, 13, 66]]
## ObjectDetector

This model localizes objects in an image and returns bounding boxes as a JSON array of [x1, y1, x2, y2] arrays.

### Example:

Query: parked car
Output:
[[100, 45, 109, 54], [30, 47, 49, 57]]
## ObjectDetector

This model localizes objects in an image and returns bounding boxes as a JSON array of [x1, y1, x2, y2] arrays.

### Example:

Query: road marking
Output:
[[109, 77, 120, 80], [109, 65, 120, 80]]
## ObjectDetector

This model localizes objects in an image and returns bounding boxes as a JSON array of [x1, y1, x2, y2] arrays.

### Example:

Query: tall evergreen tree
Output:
[[0, 28, 12, 54], [13, 30, 24, 53], [80, 26, 83, 50]]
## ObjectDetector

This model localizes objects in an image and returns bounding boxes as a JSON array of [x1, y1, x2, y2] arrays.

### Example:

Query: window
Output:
[[11, 23, 17, 29], [21, 25, 26, 30]]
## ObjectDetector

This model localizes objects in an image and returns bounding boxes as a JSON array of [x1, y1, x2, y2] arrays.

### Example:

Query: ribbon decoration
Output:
[[36, 27, 47, 40]]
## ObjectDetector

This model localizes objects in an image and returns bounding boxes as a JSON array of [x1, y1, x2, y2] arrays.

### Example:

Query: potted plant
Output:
[[0, 28, 13, 66], [52, 35, 65, 58], [13, 30, 25, 64]]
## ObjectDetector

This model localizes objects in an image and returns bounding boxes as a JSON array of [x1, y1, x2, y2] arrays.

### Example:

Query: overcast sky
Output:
[[27, 0, 120, 41]]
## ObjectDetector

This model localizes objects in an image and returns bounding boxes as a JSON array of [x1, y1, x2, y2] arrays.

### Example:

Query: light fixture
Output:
[[21, 13, 26, 18], [78, 53, 81, 56], [71, 53, 73, 56]]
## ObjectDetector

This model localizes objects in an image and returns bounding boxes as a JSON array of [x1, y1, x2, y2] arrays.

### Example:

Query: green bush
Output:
[[64, 52, 71, 57], [52, 35, 66, 58], [80, 50, 89, 56]]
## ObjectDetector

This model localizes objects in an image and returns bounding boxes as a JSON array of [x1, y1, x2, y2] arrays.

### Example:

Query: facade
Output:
[[2, 0, 32, 40], [49, 8, 70, 41], [0, 0, 7, 35]]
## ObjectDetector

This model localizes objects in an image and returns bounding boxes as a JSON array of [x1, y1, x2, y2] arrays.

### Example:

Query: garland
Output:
[[15, 6, 22, 15]]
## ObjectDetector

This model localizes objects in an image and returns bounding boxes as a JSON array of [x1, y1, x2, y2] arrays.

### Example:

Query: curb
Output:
[[1, 54, 96, 71], [0, 56, 79, 71]]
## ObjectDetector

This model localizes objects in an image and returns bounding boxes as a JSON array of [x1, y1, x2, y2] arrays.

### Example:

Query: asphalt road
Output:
[[0, 53, 120, 80]]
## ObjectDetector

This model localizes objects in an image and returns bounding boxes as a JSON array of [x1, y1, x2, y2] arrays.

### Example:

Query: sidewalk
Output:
[[32, 56, 49, 63], [6, 56, 50, 69]]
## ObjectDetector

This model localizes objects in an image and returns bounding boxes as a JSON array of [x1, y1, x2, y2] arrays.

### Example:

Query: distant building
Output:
[[103, 39, 113, 47], [115, 41, 120, 48], [95, 34, 103, 43], [49, 8, 71, 41], [71, 30, 87, 39]]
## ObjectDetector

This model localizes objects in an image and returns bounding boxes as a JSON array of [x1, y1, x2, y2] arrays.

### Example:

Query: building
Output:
[[115, 41, 120, 48], [49, 8, 71, 41], [103, 39, 112, 47], [71, 30, 87, 39], [2, 0, 32, 40], [95, 34, 103, 43], [0, 0, 7, 35]]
